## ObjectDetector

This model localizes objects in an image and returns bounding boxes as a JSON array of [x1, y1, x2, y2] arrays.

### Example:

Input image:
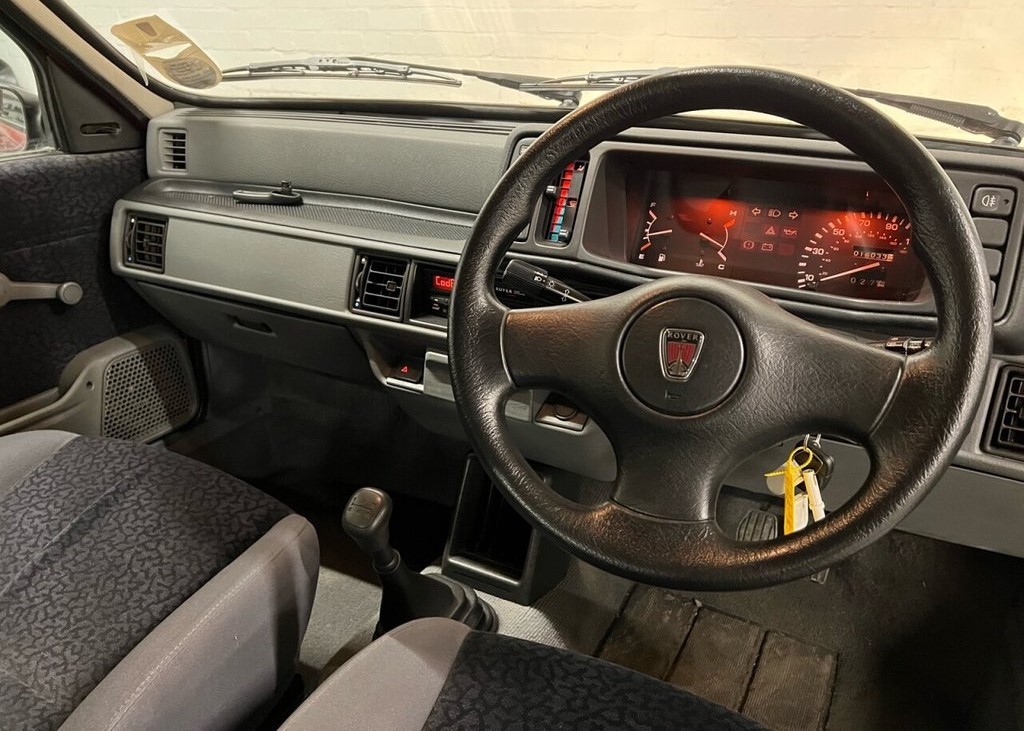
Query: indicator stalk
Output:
[[502, 260, 590, 305]]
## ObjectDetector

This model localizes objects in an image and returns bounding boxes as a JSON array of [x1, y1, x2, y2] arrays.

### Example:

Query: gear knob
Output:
[[343, 487, 396, 569]]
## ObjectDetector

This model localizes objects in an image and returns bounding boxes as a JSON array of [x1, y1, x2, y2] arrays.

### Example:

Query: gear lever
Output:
[[343, 487, 498, 636]]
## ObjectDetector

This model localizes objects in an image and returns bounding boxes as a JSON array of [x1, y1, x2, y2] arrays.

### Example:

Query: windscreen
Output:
[[59, 0, 1022, 144]]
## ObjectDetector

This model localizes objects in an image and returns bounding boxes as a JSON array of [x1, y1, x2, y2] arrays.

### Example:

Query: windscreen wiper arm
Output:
[[847, 88, 1024, 146], [522, 68, 1024, 146], [221, 57, 461, 86], [518, 68, 677, 95], [220, 55, 582, 106]]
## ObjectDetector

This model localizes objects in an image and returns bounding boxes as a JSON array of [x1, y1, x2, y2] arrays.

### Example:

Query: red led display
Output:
[[432, 274, 455, 293]]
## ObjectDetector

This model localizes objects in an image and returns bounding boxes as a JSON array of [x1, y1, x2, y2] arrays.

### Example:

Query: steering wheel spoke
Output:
[[608, 420, 730, 523], [737, 300, 906, 446], [502, 296, 631, 408]]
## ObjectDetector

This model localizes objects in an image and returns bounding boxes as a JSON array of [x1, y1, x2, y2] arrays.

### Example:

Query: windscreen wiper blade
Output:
[[221, 56, 461, 86], [521, 68, 1024, 146], [847, 88, 1024, 146], [519, 68, 676, 94], [220, 55, 582, 106]]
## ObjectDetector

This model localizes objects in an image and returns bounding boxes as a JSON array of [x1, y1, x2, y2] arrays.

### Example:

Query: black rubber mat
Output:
[[669, 608, 764, 711], [597, 591, 837, 731], [743, 632, 836, 731], [598, 585, 698, 678]]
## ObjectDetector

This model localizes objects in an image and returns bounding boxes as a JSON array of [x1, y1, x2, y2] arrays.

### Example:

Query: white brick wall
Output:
[[6, 1, 1024, 138]]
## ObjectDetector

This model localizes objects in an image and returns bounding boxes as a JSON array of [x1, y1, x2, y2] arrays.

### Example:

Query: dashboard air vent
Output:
[[353, 256, 409, 318], [123, 214, 168, 272], [988, 367, 1024, 458], [159, 129, 187, 171]]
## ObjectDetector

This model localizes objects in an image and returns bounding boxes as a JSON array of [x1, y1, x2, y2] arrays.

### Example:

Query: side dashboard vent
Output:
[[159, 129, 187, 171], [124, 214, 168, 272], [353, 255, 409, 318], [988, 366, 1024, 458]]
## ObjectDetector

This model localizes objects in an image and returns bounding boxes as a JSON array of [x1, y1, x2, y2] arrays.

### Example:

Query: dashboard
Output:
[[107, 107, 1024, 561]]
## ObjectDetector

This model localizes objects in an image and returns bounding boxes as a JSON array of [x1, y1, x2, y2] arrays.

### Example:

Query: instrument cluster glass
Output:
[[630, 169, 925, 302]]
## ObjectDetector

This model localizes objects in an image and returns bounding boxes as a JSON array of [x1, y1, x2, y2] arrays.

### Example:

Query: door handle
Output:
[[0, 272, 83, 308]]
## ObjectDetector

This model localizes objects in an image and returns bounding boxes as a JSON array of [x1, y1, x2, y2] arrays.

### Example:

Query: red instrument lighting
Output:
[[433, 274, 455, 293]]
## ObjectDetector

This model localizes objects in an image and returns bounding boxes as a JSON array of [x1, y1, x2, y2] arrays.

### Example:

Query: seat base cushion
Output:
[[282, 617, 765, 730], [424, 629, 765, 730], [61, 514, 319, 731], [0, 432, 307, 731]]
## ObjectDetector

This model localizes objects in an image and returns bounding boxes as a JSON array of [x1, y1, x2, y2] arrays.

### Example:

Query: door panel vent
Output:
[[352, 255, 409, 318], [124, 214, 168, 272], [988, 366, 1024, 458], [159, 128, 187, 171]]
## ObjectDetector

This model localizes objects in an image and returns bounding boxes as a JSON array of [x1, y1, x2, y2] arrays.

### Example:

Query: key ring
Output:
[[764, 447, 816, 478], [789, 447, 816, 471]]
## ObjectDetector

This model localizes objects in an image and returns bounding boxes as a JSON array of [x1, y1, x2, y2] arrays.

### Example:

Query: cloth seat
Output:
[[0, 430, 319, 731], [281, 617, 766, 730]]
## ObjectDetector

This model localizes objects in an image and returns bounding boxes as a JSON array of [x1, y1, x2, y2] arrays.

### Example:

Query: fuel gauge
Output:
[[636, 203, 675, 265]]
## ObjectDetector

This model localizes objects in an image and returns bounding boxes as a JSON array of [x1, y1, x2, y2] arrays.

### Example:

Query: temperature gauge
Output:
[[636, 198, 738, 273]]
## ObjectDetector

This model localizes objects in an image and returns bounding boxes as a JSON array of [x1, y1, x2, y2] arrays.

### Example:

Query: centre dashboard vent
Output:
[[988, 366, 1024, 458], [353, 255, 409, 318], [123, 214, 167, 272], [159, 129, 187, 171]]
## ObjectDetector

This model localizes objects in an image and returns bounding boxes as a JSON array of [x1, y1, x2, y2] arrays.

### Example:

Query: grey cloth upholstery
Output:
[[62, 514, 319, 731], [282, 617, 764, 730], [279, 618, 471, 731], [0, 431, 317, 731], [0, 430, 75, 500]]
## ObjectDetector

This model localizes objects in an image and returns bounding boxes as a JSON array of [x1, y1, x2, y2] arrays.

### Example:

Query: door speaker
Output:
[[101, 339, 198, 442]]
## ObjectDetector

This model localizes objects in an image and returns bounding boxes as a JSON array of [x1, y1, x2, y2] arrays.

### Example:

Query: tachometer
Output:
[[798, 212, 912, 296]]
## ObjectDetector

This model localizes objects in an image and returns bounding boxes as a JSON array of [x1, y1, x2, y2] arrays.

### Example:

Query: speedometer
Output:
[[798, 212, 913, 297]]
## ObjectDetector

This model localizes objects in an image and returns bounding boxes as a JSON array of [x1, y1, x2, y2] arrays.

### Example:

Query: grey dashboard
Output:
[[112, 107, 1024, 558]]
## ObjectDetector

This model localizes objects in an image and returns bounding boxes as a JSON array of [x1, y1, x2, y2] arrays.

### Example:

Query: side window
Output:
[[0, 29, 50, 156]]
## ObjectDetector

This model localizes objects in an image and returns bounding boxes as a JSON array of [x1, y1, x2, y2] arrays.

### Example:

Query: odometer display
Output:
[[798, 212, 917, 299], [631, 169, 926, 302]]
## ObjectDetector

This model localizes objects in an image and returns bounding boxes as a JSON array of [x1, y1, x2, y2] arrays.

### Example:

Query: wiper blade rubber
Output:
[[519, 67, 677, 92], [220, 55, 581, 104], [221, 56, 461, 86]]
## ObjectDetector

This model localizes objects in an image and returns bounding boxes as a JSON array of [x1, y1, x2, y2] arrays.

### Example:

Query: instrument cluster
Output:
[[629, 169, 926, 302]]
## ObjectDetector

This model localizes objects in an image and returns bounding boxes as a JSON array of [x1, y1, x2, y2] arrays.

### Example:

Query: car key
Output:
[[800, 435, 835, 491]]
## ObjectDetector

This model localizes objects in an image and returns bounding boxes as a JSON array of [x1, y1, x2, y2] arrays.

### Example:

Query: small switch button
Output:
[[392, 360, 423, 384], [971, 187, 1015, 217], [973, 218, 1009, 247]]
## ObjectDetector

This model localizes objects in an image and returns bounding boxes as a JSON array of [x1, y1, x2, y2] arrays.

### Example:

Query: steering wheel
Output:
[[448, 67, 992, 590]]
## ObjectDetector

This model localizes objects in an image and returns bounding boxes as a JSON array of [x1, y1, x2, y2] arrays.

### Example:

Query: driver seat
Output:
[[0, 430, 319, 730], [281, 618, 765, 730]]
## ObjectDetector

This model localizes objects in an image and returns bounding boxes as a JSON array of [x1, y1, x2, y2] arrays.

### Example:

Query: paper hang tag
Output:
[[111, 15, 222, 89], [791, 493, 809, 532], [766, 460, 804, 496]]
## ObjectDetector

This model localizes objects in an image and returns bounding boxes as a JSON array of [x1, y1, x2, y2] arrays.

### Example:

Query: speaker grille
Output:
[[101, 342, 197, 442]]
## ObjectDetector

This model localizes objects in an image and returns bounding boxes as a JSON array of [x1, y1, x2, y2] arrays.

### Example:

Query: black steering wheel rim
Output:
[[448, 66, 992, 590]]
